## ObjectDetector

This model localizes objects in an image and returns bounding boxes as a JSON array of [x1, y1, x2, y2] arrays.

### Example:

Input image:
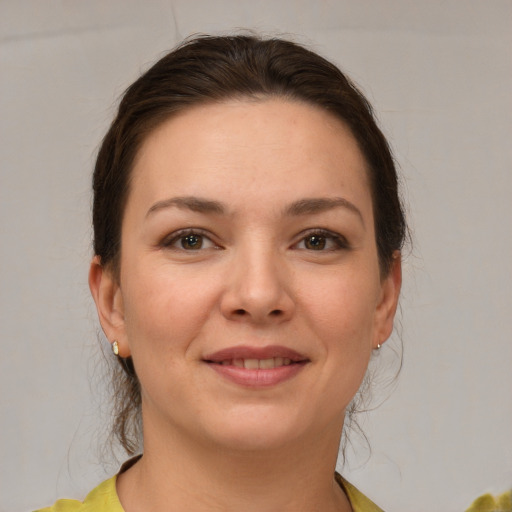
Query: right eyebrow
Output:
[[146, 196, 226, 218]]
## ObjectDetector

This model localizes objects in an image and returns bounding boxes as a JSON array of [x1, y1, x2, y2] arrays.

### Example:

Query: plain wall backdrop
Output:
[[1, 1, 511, 511]]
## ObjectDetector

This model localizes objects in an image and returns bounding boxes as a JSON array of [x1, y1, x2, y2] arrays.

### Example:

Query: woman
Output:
[[37, 34, 405, 512]]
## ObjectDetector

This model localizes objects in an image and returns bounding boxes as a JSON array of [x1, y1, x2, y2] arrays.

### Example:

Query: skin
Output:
[[89, 98, 401, 512]]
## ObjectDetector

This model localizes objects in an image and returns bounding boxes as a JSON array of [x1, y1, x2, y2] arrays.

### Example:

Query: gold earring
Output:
[[112, 340, 119, 356]]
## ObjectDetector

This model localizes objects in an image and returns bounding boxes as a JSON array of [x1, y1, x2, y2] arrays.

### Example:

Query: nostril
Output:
[[269, 309, 283, 316], [234, 309, 246, 316]]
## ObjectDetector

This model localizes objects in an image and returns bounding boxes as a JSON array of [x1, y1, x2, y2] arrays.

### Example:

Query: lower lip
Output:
[[206, 362, 307, 388]]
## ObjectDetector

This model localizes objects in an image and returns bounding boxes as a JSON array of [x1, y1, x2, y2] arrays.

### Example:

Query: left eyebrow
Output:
[[284, 197, 364, 226]]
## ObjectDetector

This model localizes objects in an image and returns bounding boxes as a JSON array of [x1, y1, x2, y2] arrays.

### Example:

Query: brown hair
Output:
[[92, 34, 407, 455]]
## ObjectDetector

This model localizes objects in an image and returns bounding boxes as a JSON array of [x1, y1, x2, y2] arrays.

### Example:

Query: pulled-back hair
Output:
[[92, 34, 407, 455]]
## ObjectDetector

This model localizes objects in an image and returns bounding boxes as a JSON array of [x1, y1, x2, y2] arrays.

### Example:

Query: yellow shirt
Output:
[[35, 472, 383, 512], [465, 489, 512, 512]]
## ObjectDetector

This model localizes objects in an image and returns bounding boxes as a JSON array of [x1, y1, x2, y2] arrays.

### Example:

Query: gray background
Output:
[[1, 1, 511, 511]]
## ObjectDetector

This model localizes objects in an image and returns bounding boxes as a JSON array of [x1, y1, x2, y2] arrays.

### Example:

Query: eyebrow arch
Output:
[[146, 195, 363, 225], [146, 196, 226, 217], [285, 197, 364, 225]]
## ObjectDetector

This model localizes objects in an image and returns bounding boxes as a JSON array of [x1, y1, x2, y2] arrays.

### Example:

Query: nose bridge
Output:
[[222, 233, 293, 322]]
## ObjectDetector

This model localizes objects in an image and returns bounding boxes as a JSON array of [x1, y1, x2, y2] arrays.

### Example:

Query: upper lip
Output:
[[203, 345, 308, 363]]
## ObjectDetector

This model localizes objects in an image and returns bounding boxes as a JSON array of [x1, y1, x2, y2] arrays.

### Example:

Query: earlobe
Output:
[[374, 251, 402, 348], [88, 256, 130, 357]]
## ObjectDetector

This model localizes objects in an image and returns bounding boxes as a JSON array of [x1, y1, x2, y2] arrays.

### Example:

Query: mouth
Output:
[[203, 346, 309, 387], [209, 357, 297, 369]]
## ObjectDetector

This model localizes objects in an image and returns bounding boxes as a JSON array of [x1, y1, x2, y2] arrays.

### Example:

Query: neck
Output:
[[117, 416, 351, 512]]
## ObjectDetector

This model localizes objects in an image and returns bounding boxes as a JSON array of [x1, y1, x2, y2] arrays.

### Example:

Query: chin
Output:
[[199, 405, 315, 453], [212, 425, 298, 453]]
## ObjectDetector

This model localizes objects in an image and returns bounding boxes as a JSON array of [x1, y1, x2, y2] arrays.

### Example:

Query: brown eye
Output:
[[294, 230, 348, 252], [304, 235, 326, 250], [162, 229, 218, 252], [181, 234, 203, 250]]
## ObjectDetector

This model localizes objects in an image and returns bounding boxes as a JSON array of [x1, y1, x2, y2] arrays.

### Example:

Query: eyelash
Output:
[[161, 228, 219, 251], [160, 228, 349, 252], [293, 229, 349, 252]]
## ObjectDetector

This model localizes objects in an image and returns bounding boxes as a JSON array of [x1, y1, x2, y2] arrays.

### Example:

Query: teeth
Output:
[[258, 358, 275, 369], [243, 358, 259, 369], [218, 357, 296, 368]]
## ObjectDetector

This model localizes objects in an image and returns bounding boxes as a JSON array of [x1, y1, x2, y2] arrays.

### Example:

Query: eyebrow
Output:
[[285, 197, 364, 225], [146, 196, 226, 217], [146, 195, 364, 225]]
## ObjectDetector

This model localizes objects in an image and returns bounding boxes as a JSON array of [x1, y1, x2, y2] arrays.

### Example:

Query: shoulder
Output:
[[33, 476, 124, 512], [465, 489, 512, 512], [335, 473, 384, 512]]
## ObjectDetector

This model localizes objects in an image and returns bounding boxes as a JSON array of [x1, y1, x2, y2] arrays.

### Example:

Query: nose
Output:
[[220, 245, 295, 325]]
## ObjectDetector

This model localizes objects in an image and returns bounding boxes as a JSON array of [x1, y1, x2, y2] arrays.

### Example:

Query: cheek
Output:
[[120, 262, 221, 357], [298, 268, 379, 345], [296, 268, 379, 404]]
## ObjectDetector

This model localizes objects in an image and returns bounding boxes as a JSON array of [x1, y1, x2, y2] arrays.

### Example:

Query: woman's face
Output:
[[92, 98, 400, 451]]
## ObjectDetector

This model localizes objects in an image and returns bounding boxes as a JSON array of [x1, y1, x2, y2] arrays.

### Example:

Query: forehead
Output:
[[129, 98, 371, 214]]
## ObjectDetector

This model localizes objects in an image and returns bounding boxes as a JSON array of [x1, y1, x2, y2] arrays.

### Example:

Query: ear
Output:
[[88, 256, 130, 357], [373, 251, 402, 348]]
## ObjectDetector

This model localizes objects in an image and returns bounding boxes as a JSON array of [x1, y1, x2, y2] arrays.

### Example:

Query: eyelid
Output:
[[292, 228, 350, 250], [160, 228, 221, 250]]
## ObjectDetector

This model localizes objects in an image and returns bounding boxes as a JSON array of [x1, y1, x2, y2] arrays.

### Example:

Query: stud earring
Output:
[[112, 340, 119, 356], [375, 343, 382, 350]]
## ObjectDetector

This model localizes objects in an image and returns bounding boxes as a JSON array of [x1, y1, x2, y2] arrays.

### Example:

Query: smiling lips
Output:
[[204, 345, 309, 387], [218, 357, 294, 369]]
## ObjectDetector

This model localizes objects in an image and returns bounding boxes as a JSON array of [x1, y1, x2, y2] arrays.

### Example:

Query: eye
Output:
[[304, 234, 328, 250], [295, 230, 348, 251], [180, 233, 205, 250], [162, 229, 218, 251]]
